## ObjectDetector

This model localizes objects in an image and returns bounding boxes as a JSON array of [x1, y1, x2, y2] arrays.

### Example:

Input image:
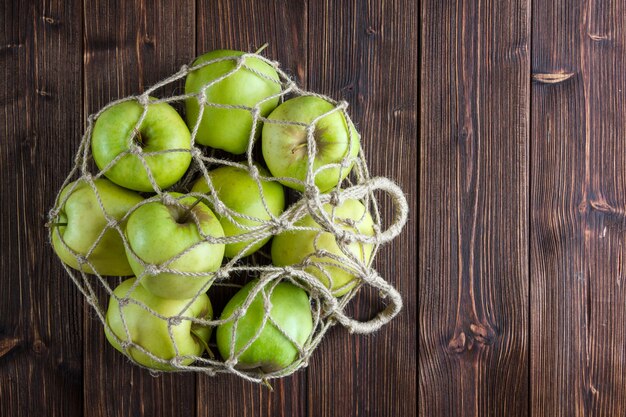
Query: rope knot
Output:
[[76, 255, 87, 265], [48, 209, 60, 221], [106, 218, 118, 229], [305, 124, 316, 138], [225, 358, 238, 368], [117, 297, 129, 308], [342, 218, 357, 228], [168, 316, 182, 326], [161, 193, 177, 206], [215, 270, 229, 280], [232, 308, 245, 320], [197, 90, 207, 106], [120, 341, 131, 350], [191, 147, 203, 158], [144, 264, 161, 276], [337, 230, 355, 245], [283, 266, 296, 275], [363, 270, 379, 284], [137, 95, 149, 106], [329, 191, 343, 207], [315, 249, 330, 258], [271, 218, 289, 234], [247, 164, 259, 178], [179, 64, 189, 74], [304, 186, 318, 201]]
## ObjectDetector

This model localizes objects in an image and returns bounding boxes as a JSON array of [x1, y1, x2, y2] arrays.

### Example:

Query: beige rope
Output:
[[47, 51, 409, 384]]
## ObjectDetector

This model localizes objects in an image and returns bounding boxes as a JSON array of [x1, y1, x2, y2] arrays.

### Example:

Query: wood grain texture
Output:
[[531, 1, 626, 415], [0, 0, 416, 416], [419, 0, 530, 416], [82, 0, 197, 416], [0, 0, 83, 415], [307, 0, 417, 416]]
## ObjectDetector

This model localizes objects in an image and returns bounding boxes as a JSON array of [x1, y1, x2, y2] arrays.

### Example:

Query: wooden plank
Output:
[[0, 0, 83, 415], [419, 0, 530, 415], [530, 1, 626, 415], [81, 1, 196, 416], [194, 1, 309, 415], [306, 1, 417, 416]]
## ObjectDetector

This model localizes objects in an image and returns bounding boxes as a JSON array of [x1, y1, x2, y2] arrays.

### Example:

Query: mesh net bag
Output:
[[47, 48, 409, 384]]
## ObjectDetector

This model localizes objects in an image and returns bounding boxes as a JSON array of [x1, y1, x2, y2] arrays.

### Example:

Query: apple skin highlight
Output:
[[262, 95, 360, 193], [91, 99, 192, 192]]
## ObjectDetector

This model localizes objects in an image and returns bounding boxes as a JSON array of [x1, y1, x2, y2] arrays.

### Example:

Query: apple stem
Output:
[[46, 222, 67, 228], [254, 43, 269, 55], [291, 142, 307, 154], [133, 128, 144, 147], [178, 197, 204, 223], [262, 379, 274, 391], [191, 328, 215, 359]]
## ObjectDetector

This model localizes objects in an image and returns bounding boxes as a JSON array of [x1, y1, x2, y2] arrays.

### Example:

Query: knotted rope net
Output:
[[47, 49, 409, 384]]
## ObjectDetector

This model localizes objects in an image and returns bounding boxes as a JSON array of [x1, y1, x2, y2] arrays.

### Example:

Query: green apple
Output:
[[261, 95, 360, 193], [190, 164, 285, 258], [91, 98, 192, 192], [105, 277, 213, 370], [124, 193, 225, 299], [184, 49, 281, 154], [216, 279, 313, 373], [50, 178, 143, 276], [271, 198, 374, 297]]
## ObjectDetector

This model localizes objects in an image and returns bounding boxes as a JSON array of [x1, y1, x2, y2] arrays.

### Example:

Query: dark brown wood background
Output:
[[420, 0, 626, 415], [0, 0, 417, 416]]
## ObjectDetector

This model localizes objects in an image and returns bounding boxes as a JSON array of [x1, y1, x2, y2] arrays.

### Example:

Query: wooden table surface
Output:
[[421, 0, 626, 416], [0, 1, 417, 416]]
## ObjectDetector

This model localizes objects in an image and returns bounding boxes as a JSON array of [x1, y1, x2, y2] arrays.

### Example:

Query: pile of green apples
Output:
[[49, 49, 377, 376]]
